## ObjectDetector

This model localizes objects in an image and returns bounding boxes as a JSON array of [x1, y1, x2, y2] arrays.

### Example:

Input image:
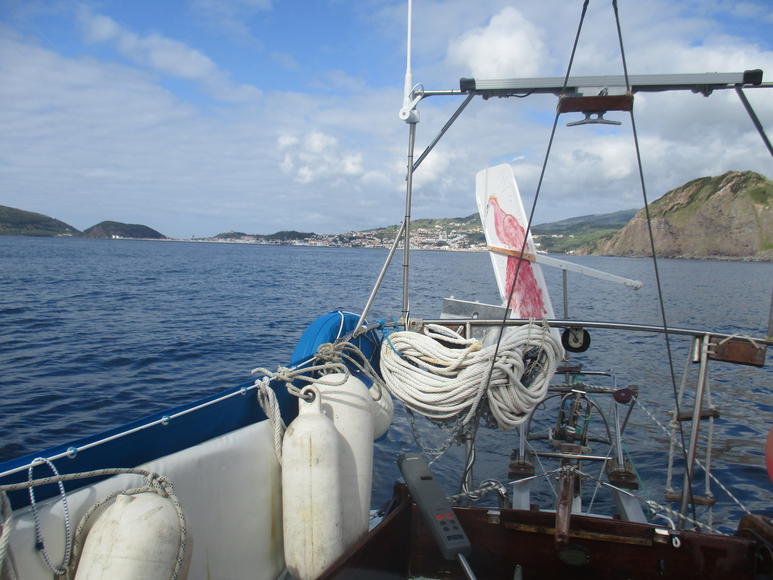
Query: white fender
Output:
[[318, 373, 374, 549], [75, 492, 187, 580], [282, 386, 344, 580], [371, 386, 394, 440]]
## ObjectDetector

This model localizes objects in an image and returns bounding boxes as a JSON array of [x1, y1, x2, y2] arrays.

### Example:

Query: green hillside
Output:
[[531, 209, 637, 253], [211, 230, 315, 241], [0, 205, 80, 237], [264, 230, 315, 241], [214, 231, 249, 239], [532, 209, 637, 235], [82, 221, 166, 239]]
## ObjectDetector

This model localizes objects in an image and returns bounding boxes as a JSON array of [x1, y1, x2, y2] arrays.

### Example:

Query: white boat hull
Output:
[[6, 419, 284, 580]]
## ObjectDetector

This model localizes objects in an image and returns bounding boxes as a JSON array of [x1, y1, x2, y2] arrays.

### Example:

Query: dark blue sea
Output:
[[1, 236, 771, 531]]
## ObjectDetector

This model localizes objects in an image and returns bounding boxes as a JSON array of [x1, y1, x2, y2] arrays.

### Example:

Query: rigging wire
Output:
[[465, 0, 591, 495], [735, 86, 773, 158], [611, 0, 698, 528], [493, 0, 590, 348]]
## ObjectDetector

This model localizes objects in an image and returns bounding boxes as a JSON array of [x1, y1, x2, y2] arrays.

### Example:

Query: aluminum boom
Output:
[[459, 70, 764, 96], [536, 254, 642, 289]]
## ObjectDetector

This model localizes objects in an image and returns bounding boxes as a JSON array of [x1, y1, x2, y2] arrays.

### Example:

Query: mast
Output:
[[400, 0, 419, 324]]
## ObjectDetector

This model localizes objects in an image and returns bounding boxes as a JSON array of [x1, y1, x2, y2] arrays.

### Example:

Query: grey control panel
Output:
[[398, 452, 472, 560]]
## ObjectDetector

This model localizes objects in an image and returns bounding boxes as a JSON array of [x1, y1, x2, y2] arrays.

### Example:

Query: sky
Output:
[[1, 0, 772, 238]]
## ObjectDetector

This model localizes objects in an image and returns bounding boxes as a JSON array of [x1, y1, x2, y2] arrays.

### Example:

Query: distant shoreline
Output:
[[3, 234, 770, 262]]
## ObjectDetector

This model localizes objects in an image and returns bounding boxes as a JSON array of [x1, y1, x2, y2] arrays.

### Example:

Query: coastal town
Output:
[[207, 217, 566, 253], [212, 223, 486, 250]]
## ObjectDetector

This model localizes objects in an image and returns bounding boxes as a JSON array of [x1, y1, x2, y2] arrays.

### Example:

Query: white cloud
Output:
[[725, 1, 773, 23], [305, 131, 337, 154], [342, 154, 364, 176], [278, 130, 367, 185], [77, 7, 260, 103], [81, 12, 121, 43], [446, 7, 548, 78], [277, 135, 298, 148]]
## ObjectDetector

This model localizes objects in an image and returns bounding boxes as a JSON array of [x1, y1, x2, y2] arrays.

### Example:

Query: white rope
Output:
[[318, 341, 389, 403], [0, 491, 16, 580], [252, 339, 389, 465], [251, 361, 350, 399], [380, 323, 563, 430], [254, 377, 286, 464], [27, 457, 72, 576]]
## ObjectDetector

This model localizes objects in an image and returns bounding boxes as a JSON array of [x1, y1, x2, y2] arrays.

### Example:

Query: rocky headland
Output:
[[581, 171, 771, 260]]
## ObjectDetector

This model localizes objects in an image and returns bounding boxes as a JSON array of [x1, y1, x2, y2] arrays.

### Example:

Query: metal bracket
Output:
[[708, 336, 767, 367], [567, 112, 622, 126]]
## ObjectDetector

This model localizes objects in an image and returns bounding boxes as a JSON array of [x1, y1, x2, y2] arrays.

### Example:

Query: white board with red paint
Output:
[[475, 164, 555, 320]]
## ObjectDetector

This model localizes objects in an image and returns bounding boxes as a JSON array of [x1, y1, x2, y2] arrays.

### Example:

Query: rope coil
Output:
[[380, 323, 563, 430]]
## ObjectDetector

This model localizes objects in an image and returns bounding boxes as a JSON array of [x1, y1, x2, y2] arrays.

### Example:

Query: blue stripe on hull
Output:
[[1, 310, 382, 509], [0, 379, 297, 509]]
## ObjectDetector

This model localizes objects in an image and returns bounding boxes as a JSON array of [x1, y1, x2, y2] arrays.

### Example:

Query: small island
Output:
[[81, 221, 166, 240]]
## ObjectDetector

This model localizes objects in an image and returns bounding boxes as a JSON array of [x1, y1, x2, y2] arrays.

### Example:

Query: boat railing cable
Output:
[[665, 355, 692, 495], [635, 394, 753, 519], [573, 467, 724, 535], [0, 341, 379, 480]]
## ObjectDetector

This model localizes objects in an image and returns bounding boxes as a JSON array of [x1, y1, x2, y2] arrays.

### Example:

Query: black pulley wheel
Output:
[[561, 327, 591, 353]]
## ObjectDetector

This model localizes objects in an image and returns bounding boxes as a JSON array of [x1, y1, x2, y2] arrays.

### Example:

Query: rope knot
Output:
[[314, 342, 341, 363], [145, 473, 175, 497], [273, 366, 296, 384]]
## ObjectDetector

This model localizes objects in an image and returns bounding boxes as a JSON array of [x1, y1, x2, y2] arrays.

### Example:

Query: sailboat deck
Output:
[[321, 485, 766, 580]]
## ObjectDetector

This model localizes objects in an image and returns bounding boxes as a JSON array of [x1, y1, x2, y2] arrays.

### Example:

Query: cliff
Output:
[[0, 205, 80, 237], [589, 171, 772, 260]]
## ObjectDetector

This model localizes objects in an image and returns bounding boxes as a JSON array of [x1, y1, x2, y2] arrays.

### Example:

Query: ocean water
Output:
[[1, 236, 771, 530]]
